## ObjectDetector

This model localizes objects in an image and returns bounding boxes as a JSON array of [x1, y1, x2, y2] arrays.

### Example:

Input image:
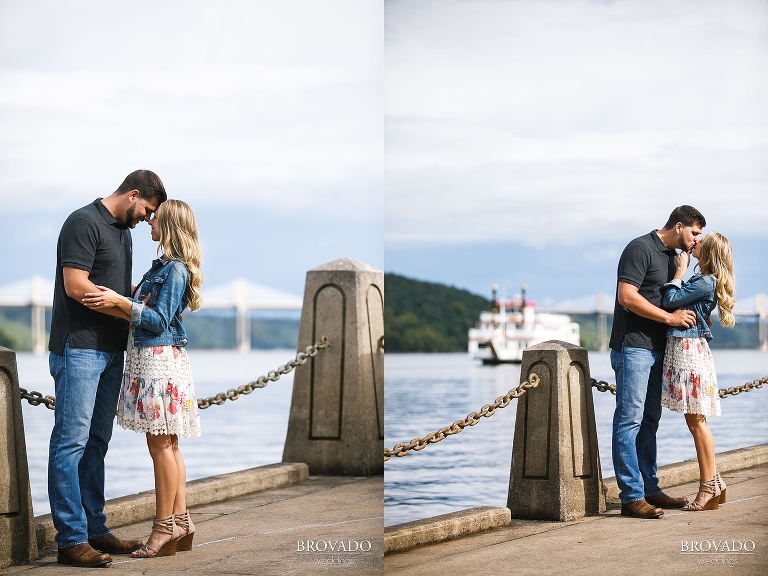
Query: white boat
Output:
[[468, 285, 580, 364]]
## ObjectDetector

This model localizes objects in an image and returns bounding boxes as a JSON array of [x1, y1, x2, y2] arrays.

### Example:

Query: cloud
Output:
[[384, 0, 768, 249], [0, 0, 383, 217], [0, 0, 384, 292]]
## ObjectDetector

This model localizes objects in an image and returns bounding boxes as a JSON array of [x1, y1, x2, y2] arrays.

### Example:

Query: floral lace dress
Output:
[[117, 331, 202, 437], [661, 336, 720, 417]]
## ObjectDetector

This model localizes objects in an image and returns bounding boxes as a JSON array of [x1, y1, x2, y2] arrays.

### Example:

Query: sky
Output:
[[1, 0, 766, 310], [0, 0, 383, 300], [384, 0, 768, 307]]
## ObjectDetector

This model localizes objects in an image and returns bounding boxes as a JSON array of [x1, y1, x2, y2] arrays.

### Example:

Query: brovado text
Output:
[[681, 540, 756, 553], [297, 540, 373, 553]]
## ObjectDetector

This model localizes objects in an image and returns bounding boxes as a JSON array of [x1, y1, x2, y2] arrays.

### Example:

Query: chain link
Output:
[[19, 388, 56, 410], [717, 375, 767, 398], [591, 378, 616, 395], [384, 373, 540, 461], [18, 337, 330, 411], [590, 375, 768, 398]]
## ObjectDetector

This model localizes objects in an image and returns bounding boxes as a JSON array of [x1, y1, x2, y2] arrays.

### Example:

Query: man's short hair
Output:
[[116, 169, 167, 204], [663, 205, 706, 229]]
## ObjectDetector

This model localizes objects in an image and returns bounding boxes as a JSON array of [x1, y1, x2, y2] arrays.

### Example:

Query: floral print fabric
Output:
[[661, 336, 721, 417], [117, 334, 202, 437]]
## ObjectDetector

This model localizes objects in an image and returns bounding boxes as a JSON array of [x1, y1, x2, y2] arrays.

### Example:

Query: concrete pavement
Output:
[[384, 464, 768, 576], [2, 469, 383, 576], [4, 450, 766, 575]]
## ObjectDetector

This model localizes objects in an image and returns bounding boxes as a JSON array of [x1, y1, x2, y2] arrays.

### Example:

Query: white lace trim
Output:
[[118, 416, 202, 437]]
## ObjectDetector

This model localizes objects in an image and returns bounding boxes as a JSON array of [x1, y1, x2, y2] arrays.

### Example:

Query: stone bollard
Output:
[[0, 347, 38, 568], [282, 258, 384, 475], [507, 341, 605, 521]]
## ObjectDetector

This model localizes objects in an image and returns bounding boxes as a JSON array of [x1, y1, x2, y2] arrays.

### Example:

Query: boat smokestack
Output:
[[521, 284, 527, 308], [491, 284, 498, 312]]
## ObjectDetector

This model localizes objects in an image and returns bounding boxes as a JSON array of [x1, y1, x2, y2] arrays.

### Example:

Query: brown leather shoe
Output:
[[646, 491, 689, 509], [89, 532, 144, 554], [620, 499, 664, 519], [57, 543, 112, 567]]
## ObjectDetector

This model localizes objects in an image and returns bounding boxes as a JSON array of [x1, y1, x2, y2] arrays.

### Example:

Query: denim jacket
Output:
[[129, 258, 190, 347], [661, 273, 717, 342]]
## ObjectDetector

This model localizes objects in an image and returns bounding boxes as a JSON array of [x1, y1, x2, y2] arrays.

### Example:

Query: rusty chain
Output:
[[591, 378, 616, 395], [716, 375, 767, 398], [19, 388, 56, 410], [18, 337, 330, 412], [591, 375, 768, 398], [384, 373, 540, 461], [196, 337, 330, 409]]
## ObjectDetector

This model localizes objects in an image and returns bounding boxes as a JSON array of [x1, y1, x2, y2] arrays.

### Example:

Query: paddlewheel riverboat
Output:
[[468, 285, 580, 364]]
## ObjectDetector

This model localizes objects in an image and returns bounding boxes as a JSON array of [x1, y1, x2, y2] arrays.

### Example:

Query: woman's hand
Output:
[[675, 249, 690, 272], [671, 249, 690, 282], [82, 285, 123, 309]]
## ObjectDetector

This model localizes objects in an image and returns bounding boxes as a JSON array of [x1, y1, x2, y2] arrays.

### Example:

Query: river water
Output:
[[384, 350, 768, 527], [15, 349, 295, 517], [13, 348, 768, 526]]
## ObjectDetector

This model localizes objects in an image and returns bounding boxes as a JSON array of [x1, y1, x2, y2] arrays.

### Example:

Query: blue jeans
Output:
[[610, 346, 663, 504], [48, 344, 124, 548]]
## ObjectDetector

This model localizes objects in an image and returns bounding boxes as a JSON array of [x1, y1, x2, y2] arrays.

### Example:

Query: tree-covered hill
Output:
[[385, 273, 490, 352]]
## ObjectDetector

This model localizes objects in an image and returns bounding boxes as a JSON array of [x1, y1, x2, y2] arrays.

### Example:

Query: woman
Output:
[[83, 199, 203, 556], [661, 232, 736, 511]]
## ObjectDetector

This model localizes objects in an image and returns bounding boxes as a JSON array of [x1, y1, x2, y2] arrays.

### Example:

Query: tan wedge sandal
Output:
[[175, 510, 196, 552], [715, 472, 727, 504], [131, 515, 180, 558], [682, 477, 721, 511]]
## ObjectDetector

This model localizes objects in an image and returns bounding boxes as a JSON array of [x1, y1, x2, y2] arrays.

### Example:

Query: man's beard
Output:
[[123, 205, 139, 229]]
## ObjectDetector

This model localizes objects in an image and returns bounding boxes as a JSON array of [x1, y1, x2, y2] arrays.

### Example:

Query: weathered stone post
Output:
[[507, 341, 605, 521], [0, 347, 38, 568], [282, 258, 384, 475]]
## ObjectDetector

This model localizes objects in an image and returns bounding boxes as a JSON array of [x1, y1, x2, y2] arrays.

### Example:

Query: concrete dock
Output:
[[2, 459, 766, 575], [384, 463, 768, 576], [2, 466, 384, 576], [0, 258, 386, 574]]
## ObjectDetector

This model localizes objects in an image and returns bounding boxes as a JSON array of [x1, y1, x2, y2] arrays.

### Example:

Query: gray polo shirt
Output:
[[49, 199, 132, 355]]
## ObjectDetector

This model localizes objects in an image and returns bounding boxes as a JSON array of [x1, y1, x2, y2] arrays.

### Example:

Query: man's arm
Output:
[[617, 281, 696, 328], [63, 267, 131, 321]]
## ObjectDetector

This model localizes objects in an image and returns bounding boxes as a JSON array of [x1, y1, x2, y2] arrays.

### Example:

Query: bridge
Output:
[[0, 276, 303, 354], [2, 278, 766, 354]]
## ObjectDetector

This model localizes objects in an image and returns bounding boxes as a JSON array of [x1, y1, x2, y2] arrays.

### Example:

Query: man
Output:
[[609, 205, 705, 519], [48, 170, 167, 567]]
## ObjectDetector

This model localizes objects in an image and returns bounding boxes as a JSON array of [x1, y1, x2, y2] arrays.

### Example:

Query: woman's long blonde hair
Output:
[[155, 199, 203, 311], [696, 232, 735, 327]]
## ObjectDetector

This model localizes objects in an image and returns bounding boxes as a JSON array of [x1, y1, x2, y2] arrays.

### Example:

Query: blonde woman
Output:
[[83, 199, 203, 556], [661, 232, 736, 511]]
